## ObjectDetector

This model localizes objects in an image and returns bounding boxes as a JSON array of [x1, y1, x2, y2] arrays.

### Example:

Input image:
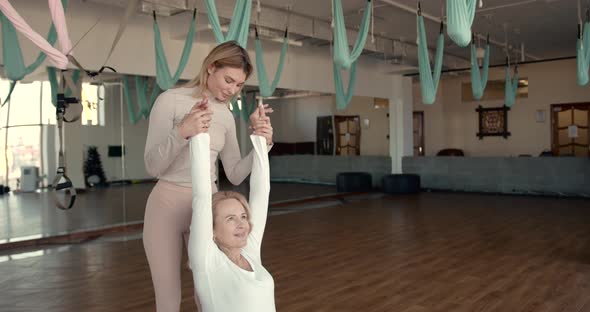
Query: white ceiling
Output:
[[292, 0, 579, 64], [90, 0, 581, 70]]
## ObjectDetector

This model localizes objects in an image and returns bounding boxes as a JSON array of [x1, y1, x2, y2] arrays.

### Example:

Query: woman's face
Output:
[[206, 65, 246, 102], [213, 198, 251, 249]]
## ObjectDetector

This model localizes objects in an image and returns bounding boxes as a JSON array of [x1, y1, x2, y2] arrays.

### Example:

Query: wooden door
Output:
[[334, 116, 360, 156], [551, 103, 589, 156]]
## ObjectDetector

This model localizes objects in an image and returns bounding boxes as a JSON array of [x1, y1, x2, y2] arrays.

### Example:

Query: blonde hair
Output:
[[212, 191, 253, 234], [184, 41, 253, 98]]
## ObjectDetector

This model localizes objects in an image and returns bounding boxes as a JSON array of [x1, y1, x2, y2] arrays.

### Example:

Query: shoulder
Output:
[[154, 87, 201, 114], [162, 87, 196, 99]]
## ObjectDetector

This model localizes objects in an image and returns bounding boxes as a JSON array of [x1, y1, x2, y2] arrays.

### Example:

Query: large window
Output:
[[0, 78, 105, 189], [81, 83, 105, 126]]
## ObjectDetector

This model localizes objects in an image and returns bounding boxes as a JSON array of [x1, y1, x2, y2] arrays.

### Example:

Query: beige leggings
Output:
[[143, 180, 209, 311]]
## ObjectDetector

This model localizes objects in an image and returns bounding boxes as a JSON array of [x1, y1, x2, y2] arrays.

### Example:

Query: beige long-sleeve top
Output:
[[144, 87, 254, 191]]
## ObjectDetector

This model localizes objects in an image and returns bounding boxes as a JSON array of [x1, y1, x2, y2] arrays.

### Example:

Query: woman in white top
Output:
[[189, 129, 275, 312]]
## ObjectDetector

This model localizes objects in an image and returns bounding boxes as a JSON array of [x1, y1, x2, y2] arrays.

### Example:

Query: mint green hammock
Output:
[[229, 90, 257, 121], [205, 0, 252, 48], [505, 60, 518, 107], [0, 0, 67, 106], [417, 14, 444, 105], [577, 22, 590, 86], [152, 10, 197, 90], [470, 35, 490, 100], [447, 0, 477, 47], [333, 0, 371, 70], [332, 0, 372, 110], [255, 27, 288, 97], [122, 75, 161, 124]]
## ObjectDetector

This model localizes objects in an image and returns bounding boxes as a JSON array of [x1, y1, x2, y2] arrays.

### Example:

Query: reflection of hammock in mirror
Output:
[[470, 34, 490, 101], [577, 7, 590, 86]]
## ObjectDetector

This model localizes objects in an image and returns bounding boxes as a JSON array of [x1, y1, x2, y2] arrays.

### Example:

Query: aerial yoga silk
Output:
[[122, 75, 161, 124], [417, 14, 444, 105], [153, 10, 197, 90], [0, 0, 69, 68], [255, 27, 289, 97], [332, 0, 372, 110], [229, 91, 256, 120], [446, 0, 477, 47], [205, 0, 252, 48], [470, 36, 490, 100], [504, 61, 518, 107], [577, 20, 590, 86], [0, 0, 67, 105]]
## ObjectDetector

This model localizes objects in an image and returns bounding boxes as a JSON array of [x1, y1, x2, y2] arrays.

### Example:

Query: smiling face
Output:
[[213, 198, 251, 249], [206, 65, 247, 102]]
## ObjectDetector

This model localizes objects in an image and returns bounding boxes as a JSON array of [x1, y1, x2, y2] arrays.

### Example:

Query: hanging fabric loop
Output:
[[255, 26, 289, 97], [446, 0, 477, 47], [470, 34, 490, 100], [0, 0, 69, 68], [332, 0, 371, 109], [121, 75, 161, 123], [205, 0, 252, 48], [333, 60, 358, 110], [332, 0, 372, 69], [417, 14, 444, 104], [0, 0, 67, 106], [153, 9, 197, 90], [577, 2, 590, 86], [505, 59, 519, 107]]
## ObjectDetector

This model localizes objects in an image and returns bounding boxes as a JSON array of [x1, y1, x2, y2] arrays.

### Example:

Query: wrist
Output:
[[176, 124, 188, 140]]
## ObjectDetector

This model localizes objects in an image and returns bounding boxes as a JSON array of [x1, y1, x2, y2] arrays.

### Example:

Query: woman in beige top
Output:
[[142, 41, 273, 311]]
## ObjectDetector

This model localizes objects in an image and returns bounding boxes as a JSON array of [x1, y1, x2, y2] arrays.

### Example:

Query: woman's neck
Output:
[[201, 89, 227, 104], [219, 245, 242, 263]]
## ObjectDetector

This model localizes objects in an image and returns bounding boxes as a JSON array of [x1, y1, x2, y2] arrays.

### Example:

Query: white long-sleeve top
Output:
[[188, 134, 275, 312]]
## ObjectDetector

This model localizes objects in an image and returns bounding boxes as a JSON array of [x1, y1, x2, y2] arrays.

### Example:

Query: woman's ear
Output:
[[207, 64, 216, 75]]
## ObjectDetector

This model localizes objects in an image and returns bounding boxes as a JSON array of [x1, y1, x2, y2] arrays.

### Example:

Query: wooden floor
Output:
[[1, 192, 590, 311], [0, 182, 337, 243]]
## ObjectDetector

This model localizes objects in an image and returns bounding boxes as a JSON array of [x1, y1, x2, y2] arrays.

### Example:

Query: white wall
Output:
[[269, 94, 390, 156], [270, 95, 333, 143], [414, 58, 590, 157], [335, 95, 391, 156], [3, 0, 409, 187]]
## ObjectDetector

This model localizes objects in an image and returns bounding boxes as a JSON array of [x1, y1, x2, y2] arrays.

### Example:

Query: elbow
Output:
[[227, 174, 247, 186], [223, 168, 247, 185], [144, 155, 163, 177]]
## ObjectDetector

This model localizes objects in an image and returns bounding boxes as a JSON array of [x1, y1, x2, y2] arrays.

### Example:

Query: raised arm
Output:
[[247, 135, 271, 247], [187, 133, 215, 271], [144, 92, 188, 177]]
